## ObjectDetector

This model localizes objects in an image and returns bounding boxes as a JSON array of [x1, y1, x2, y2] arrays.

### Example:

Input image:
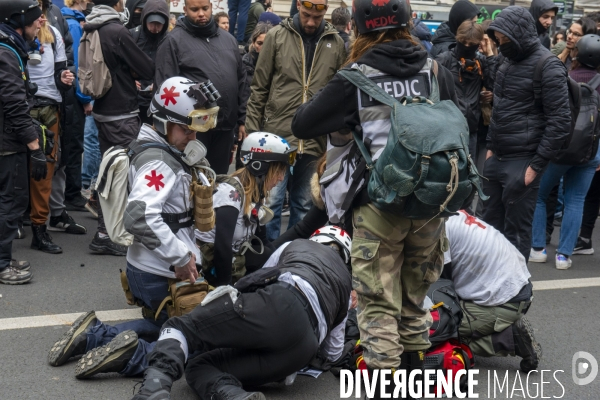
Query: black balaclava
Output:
[[448, 0, 480, 35], [455, 42, 479, 59], [499, 41, 519, 59]]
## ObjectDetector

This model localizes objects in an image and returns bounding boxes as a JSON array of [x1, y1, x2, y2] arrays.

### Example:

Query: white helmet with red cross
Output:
[[150, 76, 220, 135], [309, 225, 352, 263]]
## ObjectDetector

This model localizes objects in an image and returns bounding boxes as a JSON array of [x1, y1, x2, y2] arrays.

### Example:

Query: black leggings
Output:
[[148, 283, 319, 398], [580, 170, 600, 239]]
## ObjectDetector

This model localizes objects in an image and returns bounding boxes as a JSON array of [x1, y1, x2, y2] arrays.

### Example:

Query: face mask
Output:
[[499, 41, 519, 59], [455, 42, 479, 60], [131, 13, 142, 27], [182, 140, 207, 166]]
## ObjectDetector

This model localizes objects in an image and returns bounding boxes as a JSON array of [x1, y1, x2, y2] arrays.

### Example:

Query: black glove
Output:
[[30, 148, 48, 181]]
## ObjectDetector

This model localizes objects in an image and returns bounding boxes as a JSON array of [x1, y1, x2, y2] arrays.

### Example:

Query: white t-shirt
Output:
[[195, 177, 257, 251], [444, 211, 531, 306], [28, 26, 66, 103]]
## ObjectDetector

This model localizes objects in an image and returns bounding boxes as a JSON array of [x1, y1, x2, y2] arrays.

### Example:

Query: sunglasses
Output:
[[300, 1, 327, 11]]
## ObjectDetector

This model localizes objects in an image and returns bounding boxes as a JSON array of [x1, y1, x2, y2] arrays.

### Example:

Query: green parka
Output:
[[246, 18, 346, 157]]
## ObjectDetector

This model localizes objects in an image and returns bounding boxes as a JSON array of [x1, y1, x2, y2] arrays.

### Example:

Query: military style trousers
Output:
[[351, 203, 447, 369], [459, 301, 527, 357]]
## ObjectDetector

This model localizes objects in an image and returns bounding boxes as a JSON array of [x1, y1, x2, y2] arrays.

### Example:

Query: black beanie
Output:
[[448, 0, 480, 35], [93, 0, 120, 6]]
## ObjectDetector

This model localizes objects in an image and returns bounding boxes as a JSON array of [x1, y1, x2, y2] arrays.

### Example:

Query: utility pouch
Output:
[[119, 269, 137, 306], [155, 278, 214, 319], [199, 241, 246, 284], [191, 172, 215, 232]]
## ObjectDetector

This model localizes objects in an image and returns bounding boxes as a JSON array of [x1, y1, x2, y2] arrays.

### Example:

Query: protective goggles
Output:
[[187, 107, 219, 133], [241, 148, 298, 166], [300, 1, 327, 11]]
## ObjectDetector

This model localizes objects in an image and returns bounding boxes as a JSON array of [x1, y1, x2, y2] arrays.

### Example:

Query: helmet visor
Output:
[[188, 107, 219, 133]]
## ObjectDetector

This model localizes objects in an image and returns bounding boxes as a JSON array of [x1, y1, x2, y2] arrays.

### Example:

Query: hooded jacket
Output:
[[487, 6, 571, 171], [435, 44, 497, 135], [155, 18, 247, 131], [48, 3, 74, 66], [430, 22, 455, 57], [0, 24, 39, 153], [412, 18, 432, 52], [83, 5, 155, 116], [61, 7, 91, 105], [246, 17, 346, 157], [529, 0, 558, 49], [430, 1, 480, 57], [129, 0, 169, 108], [125, 0, 147, 29]]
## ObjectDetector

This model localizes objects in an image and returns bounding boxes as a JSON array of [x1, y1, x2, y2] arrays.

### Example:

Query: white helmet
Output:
[[309, 225, 352, 263], [150, 76, 220, 135], [240, 132, 297, 176]]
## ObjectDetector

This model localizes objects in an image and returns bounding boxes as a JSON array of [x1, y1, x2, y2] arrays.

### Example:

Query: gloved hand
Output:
[[30, 148, 48, 181]]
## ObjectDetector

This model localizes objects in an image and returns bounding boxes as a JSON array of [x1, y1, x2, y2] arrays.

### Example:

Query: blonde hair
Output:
[[346, 25, 418, 66], [231, 162, 288, 215], [37, 0, 53, 44], [65, 0, 81, 7]]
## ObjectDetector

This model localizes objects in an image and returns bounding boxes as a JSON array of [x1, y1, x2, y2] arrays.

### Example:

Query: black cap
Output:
[[146, 13, 166, 25]]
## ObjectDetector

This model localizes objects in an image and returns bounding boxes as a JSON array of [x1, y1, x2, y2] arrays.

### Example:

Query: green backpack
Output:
[[337, 67, 487, 221]]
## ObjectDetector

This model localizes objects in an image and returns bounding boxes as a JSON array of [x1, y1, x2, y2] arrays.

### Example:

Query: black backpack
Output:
[[553, 74, 600, 166], [427, 279, 463, 348], [533, 52, 582, 150]]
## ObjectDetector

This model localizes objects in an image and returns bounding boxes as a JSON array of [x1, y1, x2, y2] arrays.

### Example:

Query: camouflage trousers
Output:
[[351, 203, 447, 369], [459, 300, 526, 357]]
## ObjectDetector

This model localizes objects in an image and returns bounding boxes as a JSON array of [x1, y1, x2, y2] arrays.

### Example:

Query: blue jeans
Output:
[[532, 159, 599, 256], [228, 0, 252, 42], [81, 114, 101, 188], [85, 263, 169, 376], [265, 154, 317, 241]]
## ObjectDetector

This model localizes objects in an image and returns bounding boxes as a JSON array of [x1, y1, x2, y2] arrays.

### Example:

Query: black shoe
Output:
[[75, 330, 138, 379], [131, 368, 173, 400], [212, 383, 265, 400], [0, 266, 32, 285], [89, 232, 127, 256], [49, 210, 87, 234], [48, 311, 97, 367], [573, 236, 594, 255], [513, 317, 542, 373], [10, 259, 30, 271], [22, 214, 32, 226], [31, 224, 62, 254], [65, 195, 89, 212]]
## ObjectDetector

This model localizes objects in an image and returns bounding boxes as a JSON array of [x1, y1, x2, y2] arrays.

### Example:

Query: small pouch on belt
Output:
[[155, 278, 214, 319], [119, 269, 137, 306]]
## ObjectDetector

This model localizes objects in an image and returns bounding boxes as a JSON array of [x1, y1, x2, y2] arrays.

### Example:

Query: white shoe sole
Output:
[[529, 257, 547, 263], [572, 248, 594, 255], [555, 263, 572, 270]]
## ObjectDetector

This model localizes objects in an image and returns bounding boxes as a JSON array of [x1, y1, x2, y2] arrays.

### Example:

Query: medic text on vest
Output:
[[359, 74, 430, 108], [365, 15, 398, 30]]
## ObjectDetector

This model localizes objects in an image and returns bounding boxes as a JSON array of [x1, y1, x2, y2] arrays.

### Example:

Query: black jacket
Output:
[[241, 49, 257, 103], [130, 0, 169, 108], [155, 18, 247, 130], [292, 39, 459, 138], [487, 6, 571, 171], [430, 22, 455, 58], [529, 0, 558, 50], [278, 239, 352, 334], [435, 45, 497, 135], [0, 25, 38, 153], [48, 4, 74, 67], [84, 9, 155, 116]]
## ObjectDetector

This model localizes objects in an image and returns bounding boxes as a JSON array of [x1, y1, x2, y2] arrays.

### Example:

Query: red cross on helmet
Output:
[[309, 225, 352, 263]]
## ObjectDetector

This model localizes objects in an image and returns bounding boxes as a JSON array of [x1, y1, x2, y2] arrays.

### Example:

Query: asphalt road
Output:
[[1, 210, 600, 400]]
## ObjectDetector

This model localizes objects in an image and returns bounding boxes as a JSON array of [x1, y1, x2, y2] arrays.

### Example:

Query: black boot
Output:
[[212, 380, 265, 400], [513, 317, 542, 372], [400, 351, 425, 400], [131, 367, 173, 400], [31, 224, 62, 254], [75, 330, 138, 379]]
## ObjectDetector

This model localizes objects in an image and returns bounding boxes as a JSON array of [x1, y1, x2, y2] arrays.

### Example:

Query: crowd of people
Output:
[[1, 0, 600, 398]]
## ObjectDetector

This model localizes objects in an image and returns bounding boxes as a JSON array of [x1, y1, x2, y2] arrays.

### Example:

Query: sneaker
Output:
[[555, 254, 572, 270], [10, 259, 30, 271], [89, 232, 127, 256], [529, 248, 547, 263], [75, 330, 138, 379], [573, 237, 594, 255], [513, 317, 542, 373], [49, 210, 87, 234], [212, 382, 266, 400], [131, 368, 173, 400], [0, 266, 32, 285], [85, 197, 100, 219], [65, 195, 89, 212], [48, 311, 97, 367]]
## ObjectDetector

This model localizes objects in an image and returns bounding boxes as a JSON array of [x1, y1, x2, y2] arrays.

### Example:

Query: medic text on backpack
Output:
[[78, 30, 112, 99], [533, 52, 581, 150], [427, 278, 463, 348], [553, 74, 600, 166], [338, 64, 487, 221]]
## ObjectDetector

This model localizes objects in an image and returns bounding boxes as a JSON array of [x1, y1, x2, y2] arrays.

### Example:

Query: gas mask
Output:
[[181, 140, 208, 166]]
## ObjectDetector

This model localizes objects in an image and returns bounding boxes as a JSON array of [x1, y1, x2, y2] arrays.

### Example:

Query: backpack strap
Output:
[[588, 74, 600, 91], [533, 52, 554, 109], [338, 68, 399, 109], [0, 42, 26, 80]]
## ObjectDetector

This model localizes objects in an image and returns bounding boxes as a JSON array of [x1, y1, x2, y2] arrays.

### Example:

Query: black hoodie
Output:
[[487, 6, 570, 170], [430, 1, 480, 57], [292, 39, 459, 138], [529, 0, 558, 49], [125, 0, 147, 29]]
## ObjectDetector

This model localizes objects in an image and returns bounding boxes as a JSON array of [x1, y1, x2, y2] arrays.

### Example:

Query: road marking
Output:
[[1, 277, 600, 331]]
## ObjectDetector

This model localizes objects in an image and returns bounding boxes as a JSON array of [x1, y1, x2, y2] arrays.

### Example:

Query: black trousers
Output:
[[581, 170, 600, 239], [196, 127, 235, 175], [0, 153, 29, 270], [482, 155, 543, 261], [148, 283, 319, 398], [63, 100, 85, 202]]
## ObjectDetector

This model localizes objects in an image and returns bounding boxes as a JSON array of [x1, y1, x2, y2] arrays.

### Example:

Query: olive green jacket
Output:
[[246, 18, 346, 157]]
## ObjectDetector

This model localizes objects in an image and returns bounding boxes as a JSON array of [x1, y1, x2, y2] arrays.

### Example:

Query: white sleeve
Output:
[[125, 160, 192, 268], [262, 242, 291, 269], [51, 26, 67, 63], [320, 317, 347, 363]]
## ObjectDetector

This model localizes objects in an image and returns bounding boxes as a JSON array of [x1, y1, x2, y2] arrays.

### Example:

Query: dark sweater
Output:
[[570, 66, 600, 95]]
